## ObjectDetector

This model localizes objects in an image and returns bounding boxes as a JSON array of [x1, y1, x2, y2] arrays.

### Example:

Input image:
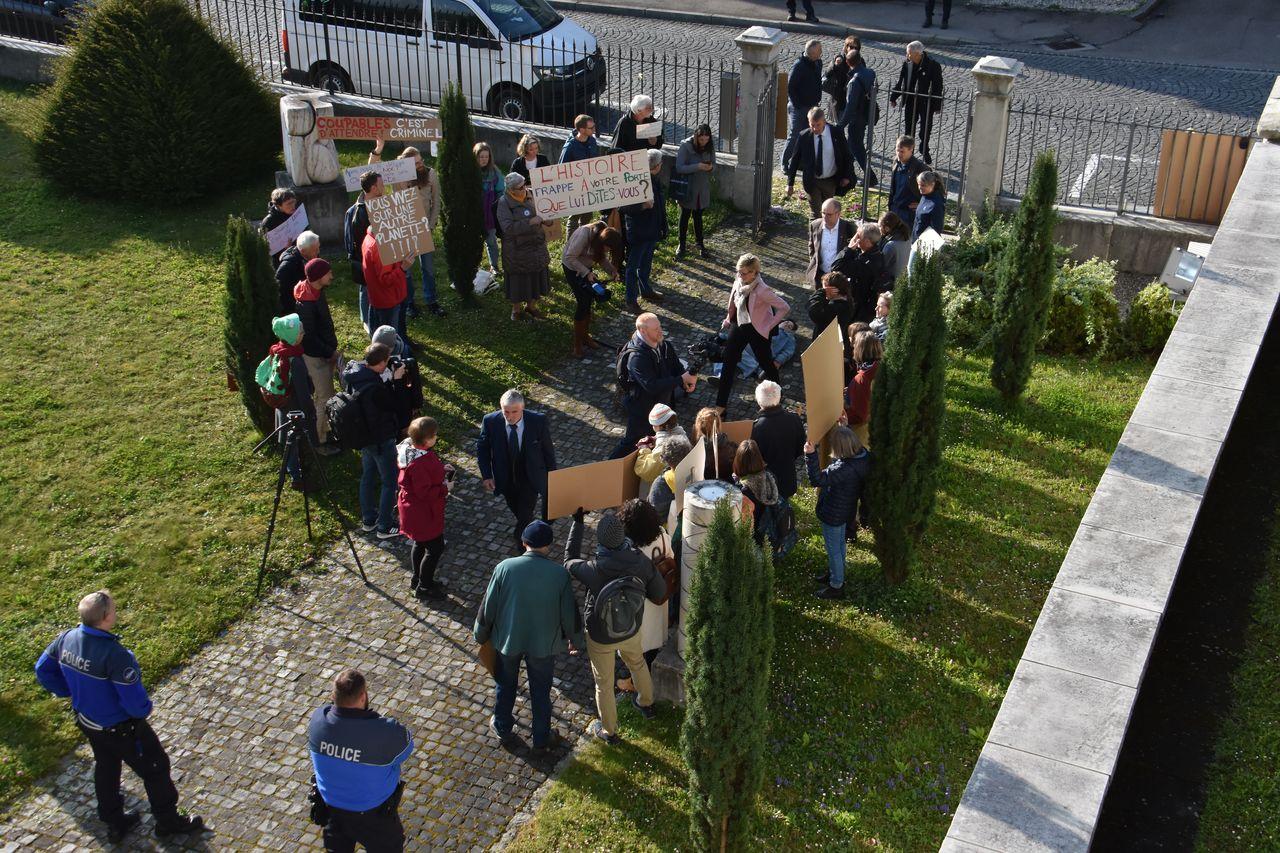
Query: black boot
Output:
[[155, 814, 205, 838], [107, 813, 141, 843]]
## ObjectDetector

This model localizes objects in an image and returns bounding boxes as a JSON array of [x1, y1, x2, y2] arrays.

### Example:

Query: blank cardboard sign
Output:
[[546, 451, 641, 520], [801, 319, 845, 444]]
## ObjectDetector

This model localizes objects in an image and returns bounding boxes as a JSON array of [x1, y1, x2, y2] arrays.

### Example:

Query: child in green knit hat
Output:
[[256, 314, 315, 489]]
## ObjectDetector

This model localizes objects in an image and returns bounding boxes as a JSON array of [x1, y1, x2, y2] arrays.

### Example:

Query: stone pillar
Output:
[[277, 93, 347, 248], [731, 25, 785, 212], [961, 56, 1024, 222]]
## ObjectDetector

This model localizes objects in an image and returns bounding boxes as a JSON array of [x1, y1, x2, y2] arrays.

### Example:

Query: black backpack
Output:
[[587, 575, 648, 643], [325, 387, 374, 450], [342, 200, 366, 262], [614, 339, 643, 405]]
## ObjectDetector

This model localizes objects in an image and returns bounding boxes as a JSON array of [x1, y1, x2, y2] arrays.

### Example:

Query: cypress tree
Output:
[[36, 0, 277, 204], [990, 151, 1059, 401], [223, 216, 277, 435], [681, 501, 774, 852], [437, 82, 485, 298], [869, 249, 947, 585]]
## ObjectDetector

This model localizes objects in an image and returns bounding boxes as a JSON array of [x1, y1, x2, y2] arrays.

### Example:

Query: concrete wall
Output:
[[0, 35, 61, 84], [945, 133, 1280, 853]]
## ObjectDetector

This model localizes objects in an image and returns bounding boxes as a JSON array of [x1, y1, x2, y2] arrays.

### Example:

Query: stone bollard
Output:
[[961, 56, 1024, 222], [276, 93, 348, 248], [731, 26, 785, 213]]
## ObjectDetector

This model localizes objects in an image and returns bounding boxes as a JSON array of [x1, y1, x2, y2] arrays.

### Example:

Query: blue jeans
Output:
[[624, 239, 657, 303], [407, 251, 437, 305], [493, 652, 555, 747], [359, 438, 397, 532], [821, 521, 847, 588], [484, 229, 500, 271], [780, 103, 808, 172], [367, 305, 401, 340]]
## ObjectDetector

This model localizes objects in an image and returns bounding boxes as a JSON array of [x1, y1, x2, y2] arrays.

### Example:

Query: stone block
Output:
[[1080, 471, 1202, 547], [1054, 524, 1184, 612], [940, 837, 999, 853], [988, 659, 1136, 775], [946, 743, 1108, 853], [1129, 373, 1242, 442], [1192, 256, 1280, 303], [1108, 421, 1218, 496], [1153, 329, 1258, 392], [651, 643, 686, 705], [1022, 587, 1161, 687], [1177, 281, 1277, 345]]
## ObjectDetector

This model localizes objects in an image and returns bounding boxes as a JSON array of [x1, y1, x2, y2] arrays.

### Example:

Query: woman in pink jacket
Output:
[[716, 253, 791, 411]]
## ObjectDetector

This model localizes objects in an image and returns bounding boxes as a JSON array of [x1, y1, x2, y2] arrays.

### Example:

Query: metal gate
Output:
[[751, 70, 777, 237]]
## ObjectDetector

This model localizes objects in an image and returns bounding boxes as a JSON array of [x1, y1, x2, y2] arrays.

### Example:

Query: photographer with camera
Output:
[[611, 313, 696, 460], [561, 220, 622, 359], [308, 669, 413, 852], [341, 343, 411, 540]]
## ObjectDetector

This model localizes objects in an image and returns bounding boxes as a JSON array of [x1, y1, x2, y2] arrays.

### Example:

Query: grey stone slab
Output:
[[1153, 329, 1259, 392], [1023, 588, 1162, 687], [988, 659, 1136, 775], [1080, 471, 1203, 547], [1191, 256, 1280, 303], [947, 743, 1109, 853], [1108, 421, 1220, 495], [1216, 195, 1280, 240], [940, 836, 1002, 853], [1176, 279, 1277, 345], [1129, 373, 1242, 442], [1055, 524, 1185, 612]]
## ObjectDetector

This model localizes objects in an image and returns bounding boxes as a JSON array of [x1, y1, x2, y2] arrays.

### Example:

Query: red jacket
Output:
[[397, 442, 447, 541], [362, 232, 407, 309], [844, 360, 879, 426]]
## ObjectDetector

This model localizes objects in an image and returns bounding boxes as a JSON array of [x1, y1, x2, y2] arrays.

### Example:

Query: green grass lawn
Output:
[[511, 352, 1153, 852], [0, 79, 726, 811]]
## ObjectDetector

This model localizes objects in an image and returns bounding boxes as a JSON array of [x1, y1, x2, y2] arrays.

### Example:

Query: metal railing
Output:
[[0, 0, 77, 43], [1004, 98, 1256, 216]]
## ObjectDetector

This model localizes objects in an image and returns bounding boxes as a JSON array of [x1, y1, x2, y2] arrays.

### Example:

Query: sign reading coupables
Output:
[[528, 150, 654, 220], [316, 115, 443, 141]]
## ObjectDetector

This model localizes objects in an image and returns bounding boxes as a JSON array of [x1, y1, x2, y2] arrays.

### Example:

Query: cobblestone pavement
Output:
[[0, 216, 813, 851]]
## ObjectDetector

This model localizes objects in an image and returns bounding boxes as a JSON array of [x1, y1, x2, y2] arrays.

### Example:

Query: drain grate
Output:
[[1045, 37, 1096, 51]]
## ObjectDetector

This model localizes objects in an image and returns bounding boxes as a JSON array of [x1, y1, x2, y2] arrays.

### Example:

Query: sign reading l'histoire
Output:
[[528, 150, 654, 221]]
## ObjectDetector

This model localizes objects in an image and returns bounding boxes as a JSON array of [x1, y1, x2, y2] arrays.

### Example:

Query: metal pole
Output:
[[321, 0, 333, 94], [1117, 112, 1138, 215]]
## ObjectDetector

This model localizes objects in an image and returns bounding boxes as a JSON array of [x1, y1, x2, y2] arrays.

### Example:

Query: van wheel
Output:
[[489, 86, 531, 122], [311, 63, 353, 94]]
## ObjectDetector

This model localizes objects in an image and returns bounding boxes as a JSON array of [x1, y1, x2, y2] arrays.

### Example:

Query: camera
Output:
[[388, 355, 416, 371], [591, 281, 612, 303]]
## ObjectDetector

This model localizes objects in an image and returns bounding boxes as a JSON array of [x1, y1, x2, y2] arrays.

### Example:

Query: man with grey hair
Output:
[[782, 39, 823, 172], [890, 41, 945, 164], [806, 196, 855, 289], [477, 390, 558, 553], [275, 228, 321, 313], [751, 380, 804, 557], [36, 591, 205, 843], [613, 94, 662, 153], [833, 222, 888, 323]]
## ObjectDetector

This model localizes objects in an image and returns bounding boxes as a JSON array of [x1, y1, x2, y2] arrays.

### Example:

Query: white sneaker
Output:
[[376, 527, 402, 541]]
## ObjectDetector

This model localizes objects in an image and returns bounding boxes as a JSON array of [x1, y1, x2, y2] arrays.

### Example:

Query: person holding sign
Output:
[[620, 149, 669, 314], [612, 94, 663, 153], [561, 221, 622, 359], [370, 143, 443, 319], [260, 188, 297, 267], [360, 226, 411, 341], [495, 173, 551, 323], [715, 254, 791, 414], [558, 115, 602, 231]]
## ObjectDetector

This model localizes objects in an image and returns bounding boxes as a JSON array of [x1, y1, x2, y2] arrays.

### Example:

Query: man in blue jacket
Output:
[[477, 390, 558, 554], [35, 591, 205, 843], [308, 669, 413, 852], [781, 40, 823, 174], [610, 313, 697, 459], [888, 135, 928, 230], [559, 114, 603, 231]]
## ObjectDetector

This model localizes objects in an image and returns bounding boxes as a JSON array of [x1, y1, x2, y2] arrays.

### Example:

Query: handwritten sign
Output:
[[367, 186, 434, 265], [265, 203, 308, 255], [634, 121, 663, 141], [343, 157, 418, 192], [317, 115, 443, 141], [528, 150, 654, 221]]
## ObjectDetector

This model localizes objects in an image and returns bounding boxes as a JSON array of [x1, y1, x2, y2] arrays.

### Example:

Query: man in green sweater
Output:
[[474, 520, 584, 758]]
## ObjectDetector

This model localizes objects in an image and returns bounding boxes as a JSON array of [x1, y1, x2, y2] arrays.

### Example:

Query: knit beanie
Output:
[[596, 511, 626, 550], [522, 520, 553, 548], [272, 314, 302, 345], [504, 172, 526, 191], [304, 258, 332, 283], [372, 325, 400, 351], [648, 403, 675, 427]]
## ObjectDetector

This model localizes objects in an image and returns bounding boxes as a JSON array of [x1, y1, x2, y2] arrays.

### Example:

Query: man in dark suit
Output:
[[477, 390, 558, 553], [889, 42, 945, 165], [805, 197, 856, 290], [783, 107, 854, 218]]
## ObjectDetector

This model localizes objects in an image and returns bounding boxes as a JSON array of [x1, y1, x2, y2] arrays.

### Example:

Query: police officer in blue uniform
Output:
[[309, 669, 414, 852], [35, 590, 205, 843]]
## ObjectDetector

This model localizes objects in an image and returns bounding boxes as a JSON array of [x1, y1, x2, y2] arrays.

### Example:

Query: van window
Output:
[[301, 0, 421, 36], [471, 0, 561, 40], [431, 0, 494, 43]]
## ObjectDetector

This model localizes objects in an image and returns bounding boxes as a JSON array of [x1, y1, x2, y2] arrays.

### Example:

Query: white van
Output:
[[281, 0, 606, 122]]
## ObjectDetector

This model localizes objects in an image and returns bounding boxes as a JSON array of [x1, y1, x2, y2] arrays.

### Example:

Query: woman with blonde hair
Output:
[[716, 253, 790, 413], [804, 425, 870, 600], [691, 406, 735, 481], [509, 134, 550, 182]]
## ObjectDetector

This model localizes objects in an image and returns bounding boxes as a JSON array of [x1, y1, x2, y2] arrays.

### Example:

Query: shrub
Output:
[[682, 501, 774, 852], [991, 151, 1059, 402], [36, 0, 277, 205], [1124, 281, 1181, 356], [223, 216, 277, 435], [437, 82, 484, 298], [869, 248, 947, 585], [942, 214, 1013, 295], [1042, 259, 1121, 357], [942, 276, 993, 349]]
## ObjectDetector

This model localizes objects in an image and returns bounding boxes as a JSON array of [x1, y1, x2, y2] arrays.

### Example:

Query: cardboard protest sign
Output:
[[265, 203, 308, 255], [317, 115, 443, 141], [546, 451, 641, 520], [801, 319, 845, 445], [634, 121, 663, 141], [671, 437, 708, 517], [721, 420, 753, 444], [342, 157, 418, 192], [528, 150, 654, 221], [367, 186, 434, 265]]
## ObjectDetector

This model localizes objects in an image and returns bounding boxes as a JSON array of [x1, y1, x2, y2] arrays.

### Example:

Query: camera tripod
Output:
[[252, 411, 367, 596]]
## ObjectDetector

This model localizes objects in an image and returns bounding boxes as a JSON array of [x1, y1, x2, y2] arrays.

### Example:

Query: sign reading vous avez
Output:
[[528, 150, 654, 221]]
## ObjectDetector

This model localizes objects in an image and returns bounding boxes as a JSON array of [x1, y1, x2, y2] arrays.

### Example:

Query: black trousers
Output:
[[610, 404, 655, 460], [82, 719, 180, 826], [904, 103, 937, 163], [924, 0, 952, 21], [503, 479, 544, 546], [785, 0, 815, 16], [564, 265, 596, 322], [678, 207, 704, 247], [410, 535, 445, 590], [716, 324, 779, 408], [324, 795, 404, 853]]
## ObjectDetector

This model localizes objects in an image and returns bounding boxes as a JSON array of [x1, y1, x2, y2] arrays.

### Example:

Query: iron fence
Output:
[[0, 0, 78, 43]]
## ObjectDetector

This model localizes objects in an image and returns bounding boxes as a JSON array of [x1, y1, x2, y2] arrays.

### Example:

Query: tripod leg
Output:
[[256, 453, 292, 597]]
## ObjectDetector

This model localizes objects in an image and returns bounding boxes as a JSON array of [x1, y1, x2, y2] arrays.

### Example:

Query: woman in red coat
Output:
[[844, 330, 883, 450], [397, 416, 451, 600]]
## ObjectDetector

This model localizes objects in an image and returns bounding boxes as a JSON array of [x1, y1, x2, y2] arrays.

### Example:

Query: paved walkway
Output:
[[0, 216, 813, 851]]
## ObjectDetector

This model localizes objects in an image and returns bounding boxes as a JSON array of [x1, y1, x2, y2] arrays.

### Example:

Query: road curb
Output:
[[1128, 0, 1165, 21], [547, 0, 971, 48]]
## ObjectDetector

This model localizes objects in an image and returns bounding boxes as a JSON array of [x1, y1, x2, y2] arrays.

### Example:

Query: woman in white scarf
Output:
[[716, 254, 791, 413]]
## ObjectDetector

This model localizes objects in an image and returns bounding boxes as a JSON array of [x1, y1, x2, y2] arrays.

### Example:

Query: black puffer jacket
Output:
[[752, 407, 806, 499], [565, 517, 665, 644], [805, 449, 870, 526]]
